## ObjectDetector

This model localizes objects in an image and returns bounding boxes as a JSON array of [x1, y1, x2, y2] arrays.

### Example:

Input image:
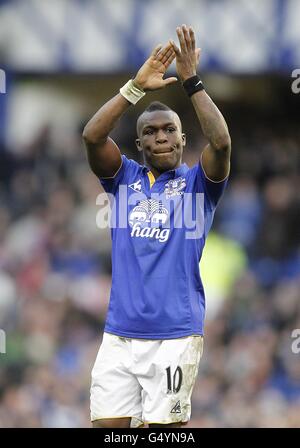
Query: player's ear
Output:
[[181, 133, 186, 147], [135, 138, 143, 152]]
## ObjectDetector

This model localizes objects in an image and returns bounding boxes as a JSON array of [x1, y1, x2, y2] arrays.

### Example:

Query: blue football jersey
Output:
[[99, 155, 228, 339]]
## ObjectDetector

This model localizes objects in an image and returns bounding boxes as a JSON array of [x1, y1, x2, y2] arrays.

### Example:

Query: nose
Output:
[[156, 130, 168, 144]]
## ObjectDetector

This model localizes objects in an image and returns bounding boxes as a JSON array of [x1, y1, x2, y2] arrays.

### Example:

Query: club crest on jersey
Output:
[[129, 179, 142, 192], [129, 199, 170, 243], [164, 177, 186, 199]]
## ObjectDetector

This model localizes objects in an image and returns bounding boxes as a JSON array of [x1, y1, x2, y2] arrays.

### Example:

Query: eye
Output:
[[167, 127, 176, 133], [144, 129, 154, 135]]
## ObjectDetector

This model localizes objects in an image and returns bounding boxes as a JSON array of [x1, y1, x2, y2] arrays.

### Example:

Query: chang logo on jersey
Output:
[[129, 199, 170, 243], [164, 177, 186, 199]]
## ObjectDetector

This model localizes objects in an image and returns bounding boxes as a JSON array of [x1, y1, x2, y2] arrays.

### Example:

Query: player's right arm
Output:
[[82, 43, 177, 178], [82, 95, 130, 178]]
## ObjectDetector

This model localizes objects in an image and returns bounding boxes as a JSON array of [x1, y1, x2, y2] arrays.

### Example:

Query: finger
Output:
[[196, 47, 201, 64], [161, 46, 174, 64], [163, 76, 178, 86], [176, 26, 187, 53], [164, 51, 176, 68], [189, 27, 195, 51], [182, 24, 192, 51], [170, 40, 181, 57], [156, 42, 172, 61], [151, 44, 163, 58], [159, 45, 172, 62]]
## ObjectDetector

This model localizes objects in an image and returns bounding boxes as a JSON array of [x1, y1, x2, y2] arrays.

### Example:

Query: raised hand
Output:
[[170, 25, 201, 82], [133, 43, 177, 91]]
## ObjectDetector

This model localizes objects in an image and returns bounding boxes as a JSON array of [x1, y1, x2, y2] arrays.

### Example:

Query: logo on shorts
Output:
[[170, 400, 181, 414]]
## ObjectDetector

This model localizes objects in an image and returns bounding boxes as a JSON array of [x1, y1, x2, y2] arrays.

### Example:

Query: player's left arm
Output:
[[171, 25, 231, 181]]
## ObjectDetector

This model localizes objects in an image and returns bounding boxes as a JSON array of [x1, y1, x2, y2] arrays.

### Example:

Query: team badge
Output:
[[164, 177, 186, 199]]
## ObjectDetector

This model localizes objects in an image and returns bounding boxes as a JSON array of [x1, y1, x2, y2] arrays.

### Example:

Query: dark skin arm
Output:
[[82, 44, 177, 178], [171, 25, 231, 181]]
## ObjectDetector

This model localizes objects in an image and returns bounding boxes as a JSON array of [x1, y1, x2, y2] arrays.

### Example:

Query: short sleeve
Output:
[[99, 155, 131, 195], [190, 159, 229, 210]]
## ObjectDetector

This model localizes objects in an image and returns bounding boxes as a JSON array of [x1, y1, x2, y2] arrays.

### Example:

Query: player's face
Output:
[[136, 111, 186, 173]]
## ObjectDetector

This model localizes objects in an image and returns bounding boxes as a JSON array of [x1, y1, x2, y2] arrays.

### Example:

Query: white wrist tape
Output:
[[120, 79, 146, 105]]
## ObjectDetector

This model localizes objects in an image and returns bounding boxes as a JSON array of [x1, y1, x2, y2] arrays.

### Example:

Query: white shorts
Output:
[[90, 332, 204, 427]]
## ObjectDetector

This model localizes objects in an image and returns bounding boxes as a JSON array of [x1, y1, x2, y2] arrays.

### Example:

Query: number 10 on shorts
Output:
[[166, 366, 183, 394]]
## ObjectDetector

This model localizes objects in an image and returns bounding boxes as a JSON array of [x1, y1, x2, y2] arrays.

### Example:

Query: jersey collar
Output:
[[142, 163, 189, 179]]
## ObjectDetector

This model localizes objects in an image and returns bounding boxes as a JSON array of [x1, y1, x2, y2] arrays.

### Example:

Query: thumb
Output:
[[196, 48, 201, 64], [163, 77, 178, 86]]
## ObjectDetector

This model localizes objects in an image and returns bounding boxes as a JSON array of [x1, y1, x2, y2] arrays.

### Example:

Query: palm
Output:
[[134, 43, 177, 91], [144, 59, 168, 87]]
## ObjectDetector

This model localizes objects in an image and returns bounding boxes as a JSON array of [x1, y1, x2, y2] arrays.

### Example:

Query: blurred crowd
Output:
[[0, 100, 300, 428]]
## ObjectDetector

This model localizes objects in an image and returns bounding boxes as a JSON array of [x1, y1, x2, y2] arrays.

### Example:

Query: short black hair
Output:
[[136, 101, 181, 136], [143, 101, 172, 113]]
